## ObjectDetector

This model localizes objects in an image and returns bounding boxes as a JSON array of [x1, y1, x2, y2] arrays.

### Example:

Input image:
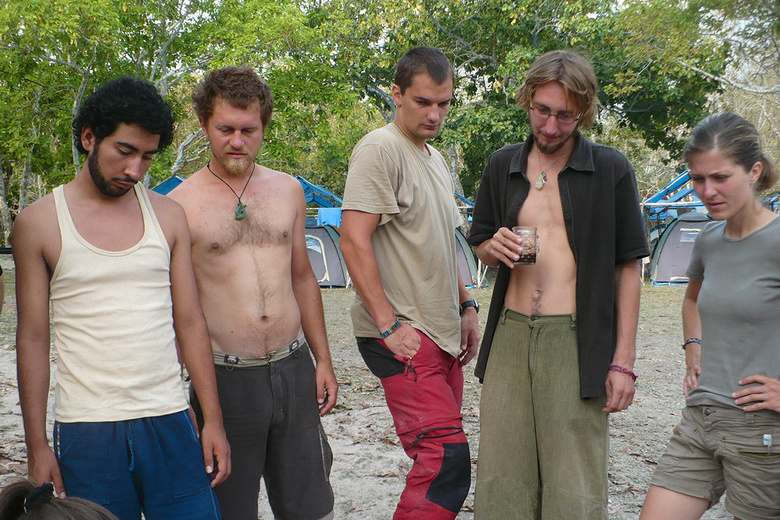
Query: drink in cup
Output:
[[512, 226, 539, 265]]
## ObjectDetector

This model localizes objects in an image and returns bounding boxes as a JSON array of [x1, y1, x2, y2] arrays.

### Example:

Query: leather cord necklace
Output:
[[534, 149, 566, 190], [207, 161, 255, 220]]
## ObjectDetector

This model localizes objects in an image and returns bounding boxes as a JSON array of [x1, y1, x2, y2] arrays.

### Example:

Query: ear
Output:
[[749, 161, 763, 186], [81, 127, 97, 153], [198, 115, 208, 135], [391, 84, 402, 107]]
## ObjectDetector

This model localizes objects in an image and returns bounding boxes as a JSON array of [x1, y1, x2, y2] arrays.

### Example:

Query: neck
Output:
[[725, 199, 774, 238], [393, 122, 429, 154]]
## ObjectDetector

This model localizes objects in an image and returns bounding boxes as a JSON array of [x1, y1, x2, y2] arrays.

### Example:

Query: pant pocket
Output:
[[161, 412, 213, 499]]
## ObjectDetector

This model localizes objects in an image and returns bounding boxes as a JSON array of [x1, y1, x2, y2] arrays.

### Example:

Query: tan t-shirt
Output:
[[342, 123, 463, 357]]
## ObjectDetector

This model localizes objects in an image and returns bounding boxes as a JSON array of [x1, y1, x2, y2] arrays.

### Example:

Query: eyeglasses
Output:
[[529, 106, 580, 125]]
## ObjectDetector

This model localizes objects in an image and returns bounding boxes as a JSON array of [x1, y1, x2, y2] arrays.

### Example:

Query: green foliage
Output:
[[0, 0, 744, 220]]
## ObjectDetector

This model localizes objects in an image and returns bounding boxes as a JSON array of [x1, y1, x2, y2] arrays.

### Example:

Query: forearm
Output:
[[292, 272, 332, 365], [682, 281, 702, 367], [340, 236, 396, 332], [17, 337, 52, 449], [612, 259, 640, 368], [177, 324, 223, 427]]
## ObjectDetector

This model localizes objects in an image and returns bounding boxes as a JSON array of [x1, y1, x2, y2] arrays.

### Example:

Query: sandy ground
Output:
[[0, 256, 731, 519]]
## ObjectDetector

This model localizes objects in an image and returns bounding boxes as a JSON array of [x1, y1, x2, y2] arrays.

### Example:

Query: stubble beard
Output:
[[88, 145, 133, 198]]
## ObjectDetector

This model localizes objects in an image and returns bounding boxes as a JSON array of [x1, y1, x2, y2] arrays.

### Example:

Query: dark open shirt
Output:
[[468, 133, 650, 398]]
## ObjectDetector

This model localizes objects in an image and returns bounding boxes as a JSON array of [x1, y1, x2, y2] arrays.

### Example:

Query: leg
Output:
[[192, 366, 271, 520], [639, 485, 709, 520], [263, 343, 334, 520], [532, 314, 608, 520], [358, 332, 470, 520], [474, 309, 540, 519], [129, 411, 220, 520], [715, 408, 780, 520], [55, 421, 142, 520]]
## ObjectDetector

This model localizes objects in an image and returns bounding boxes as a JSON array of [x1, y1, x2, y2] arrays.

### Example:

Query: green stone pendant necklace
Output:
[[207, 161, 255, 220]]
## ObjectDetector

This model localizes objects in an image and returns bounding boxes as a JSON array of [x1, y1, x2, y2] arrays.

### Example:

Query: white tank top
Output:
[[50, 184, 188, 422]]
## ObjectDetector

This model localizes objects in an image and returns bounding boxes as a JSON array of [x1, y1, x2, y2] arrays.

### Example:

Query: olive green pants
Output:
[[474, 308, 608, 520]]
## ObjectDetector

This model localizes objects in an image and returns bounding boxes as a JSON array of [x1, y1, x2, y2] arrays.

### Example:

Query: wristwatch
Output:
[[459, 299, 480, 316]]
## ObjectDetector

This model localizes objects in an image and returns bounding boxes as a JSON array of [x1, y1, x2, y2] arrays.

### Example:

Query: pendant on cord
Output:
[[235, 202, 247, 220]]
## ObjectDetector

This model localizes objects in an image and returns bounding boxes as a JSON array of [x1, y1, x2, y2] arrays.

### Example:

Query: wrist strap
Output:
[[608, 363, 637, 382], [682, 337, 702, 350], [380, 319, 402, 339]]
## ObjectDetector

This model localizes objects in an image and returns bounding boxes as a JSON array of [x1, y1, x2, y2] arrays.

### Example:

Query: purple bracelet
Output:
[[608, 363, 637, 382]]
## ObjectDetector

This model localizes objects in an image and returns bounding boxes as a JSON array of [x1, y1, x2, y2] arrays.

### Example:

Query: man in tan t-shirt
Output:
[[169, 66, 336, 520], [340, 47, 480, 520]]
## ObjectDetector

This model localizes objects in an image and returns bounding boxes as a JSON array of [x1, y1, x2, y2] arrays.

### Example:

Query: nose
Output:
[[124, 158, 146, 181], [700, 179, 718, 198], [544, 115, 559, 134], [228, 130, 243, 149]]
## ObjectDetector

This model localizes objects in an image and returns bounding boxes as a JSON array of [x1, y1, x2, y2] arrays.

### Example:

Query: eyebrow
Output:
[[413, 96, 451, 104], [535, 103, 574, 114], [117, 141, 159, 155]]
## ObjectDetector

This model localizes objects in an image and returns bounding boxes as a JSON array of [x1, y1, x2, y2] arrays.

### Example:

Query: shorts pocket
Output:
[[160, 412, 212, 499]]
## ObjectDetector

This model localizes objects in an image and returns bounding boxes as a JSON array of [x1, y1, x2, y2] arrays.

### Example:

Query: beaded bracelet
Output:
[[682, 337, 702, 350], [380, 319, 402, 339], [608, 363, 638, 382]]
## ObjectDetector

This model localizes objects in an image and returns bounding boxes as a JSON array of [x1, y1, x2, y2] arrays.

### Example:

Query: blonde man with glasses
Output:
[[468, 50, 649, 519]]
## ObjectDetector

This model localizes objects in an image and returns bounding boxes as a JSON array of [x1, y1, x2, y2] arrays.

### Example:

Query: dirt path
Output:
[[0, 257, 730, 518]]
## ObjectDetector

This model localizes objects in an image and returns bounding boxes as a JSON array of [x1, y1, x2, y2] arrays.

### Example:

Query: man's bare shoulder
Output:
[[145, 187, 189, 233], [13, 193, 57, 237], [167, 169, 209, 205], [259, 167, 304, 198]]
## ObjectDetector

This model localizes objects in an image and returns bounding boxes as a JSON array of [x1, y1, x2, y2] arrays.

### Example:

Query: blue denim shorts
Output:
[[55, 410, 220, 520]]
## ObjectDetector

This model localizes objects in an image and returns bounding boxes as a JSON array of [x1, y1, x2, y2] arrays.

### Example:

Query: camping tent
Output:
[[455, 228, 479, 288], [306, 225, 350, 288], [648, 212, 710, 285]]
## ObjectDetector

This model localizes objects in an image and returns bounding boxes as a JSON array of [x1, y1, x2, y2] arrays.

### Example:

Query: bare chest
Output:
[[190, 193, 296, 256], [69, 204, 145, 251], [518, 174, 566, 230]]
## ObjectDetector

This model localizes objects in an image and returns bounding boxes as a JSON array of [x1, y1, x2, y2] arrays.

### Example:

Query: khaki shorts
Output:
[[651, 404, 780, 520]]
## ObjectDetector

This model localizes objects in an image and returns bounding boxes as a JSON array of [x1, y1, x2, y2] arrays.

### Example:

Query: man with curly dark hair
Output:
[[13, 76, 231, 520]]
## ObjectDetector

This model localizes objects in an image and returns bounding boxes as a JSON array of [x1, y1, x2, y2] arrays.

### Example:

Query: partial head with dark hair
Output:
[[394, 47, 455, 94], [0, 479, 118, 520], [516, 50, 599, 129], [72, 76, 175, 155], [684, 112, 779, 194], [192, 66, 273, 128]]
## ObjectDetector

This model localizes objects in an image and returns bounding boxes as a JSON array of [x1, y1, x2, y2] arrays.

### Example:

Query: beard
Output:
[[215, 149, 255, 176], [88, 145, 135, 197], [533, 125, 578, 156]]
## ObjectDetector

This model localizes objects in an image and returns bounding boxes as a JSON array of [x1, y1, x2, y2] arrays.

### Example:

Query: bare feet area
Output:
[[0, 258, 728, 518]]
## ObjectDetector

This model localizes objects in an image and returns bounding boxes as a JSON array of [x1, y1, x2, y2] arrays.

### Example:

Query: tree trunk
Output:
[[444, 144, 470, 234]]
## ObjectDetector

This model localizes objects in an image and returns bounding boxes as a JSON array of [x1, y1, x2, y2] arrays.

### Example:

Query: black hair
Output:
[[72, 76, 175, 155]]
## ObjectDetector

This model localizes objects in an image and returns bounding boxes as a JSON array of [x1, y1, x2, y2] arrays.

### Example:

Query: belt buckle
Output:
[[224, 354, 239, 371]]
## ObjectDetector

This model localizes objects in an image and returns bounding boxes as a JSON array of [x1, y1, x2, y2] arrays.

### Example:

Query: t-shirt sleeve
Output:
[[685, 231, 705, 281], [614, 168, 650, 262], [342, 142, 400, 225]]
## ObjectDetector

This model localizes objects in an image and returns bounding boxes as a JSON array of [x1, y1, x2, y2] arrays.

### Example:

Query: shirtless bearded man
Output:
[[169, 66, 337, 520]]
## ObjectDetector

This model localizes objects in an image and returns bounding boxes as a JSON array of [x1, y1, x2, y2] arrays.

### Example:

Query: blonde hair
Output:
[[515, 50, 599, 128]]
